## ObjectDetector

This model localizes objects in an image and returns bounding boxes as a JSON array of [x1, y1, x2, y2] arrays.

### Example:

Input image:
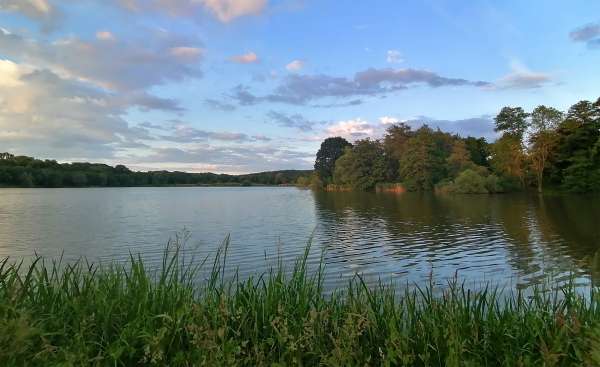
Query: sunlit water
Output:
[[0, 187, 599, 291]]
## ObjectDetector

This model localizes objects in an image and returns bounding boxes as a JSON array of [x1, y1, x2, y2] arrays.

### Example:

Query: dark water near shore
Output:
[[0, 187, 599, 291]]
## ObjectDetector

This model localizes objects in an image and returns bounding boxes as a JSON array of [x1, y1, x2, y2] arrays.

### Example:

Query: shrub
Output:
[[451, 169, 488, 194], [485, 174, 501, 193]]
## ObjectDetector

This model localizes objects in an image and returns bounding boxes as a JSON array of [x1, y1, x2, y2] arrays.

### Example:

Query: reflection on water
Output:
[[0, 187, 598, 291], [313, 191, 600, 289]]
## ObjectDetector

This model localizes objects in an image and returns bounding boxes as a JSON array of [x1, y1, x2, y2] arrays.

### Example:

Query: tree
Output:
[[383, 123, 413, 161], [529, 105, 563, 193], [333, 139, 387, 190], [446, 139, 475, 177], [398, 126, 451, 190], [383, 123, 413, 180], [494, 106, 529, 139], [490, 135, 526, 187], [555, 100, 600, 192], [464, 137, 490, 167], [314, 137, 352, 183]]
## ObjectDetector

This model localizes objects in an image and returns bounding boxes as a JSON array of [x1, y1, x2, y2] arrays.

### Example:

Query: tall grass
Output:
[[1, 237, 600, 366]]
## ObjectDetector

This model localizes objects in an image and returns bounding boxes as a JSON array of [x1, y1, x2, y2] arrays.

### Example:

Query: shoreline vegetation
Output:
[[2, 240, 600, 366], [303, 98, 600, 194]]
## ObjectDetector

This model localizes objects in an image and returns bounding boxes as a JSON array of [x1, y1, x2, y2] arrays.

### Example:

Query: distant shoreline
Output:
[[0, 183, 301, 189]]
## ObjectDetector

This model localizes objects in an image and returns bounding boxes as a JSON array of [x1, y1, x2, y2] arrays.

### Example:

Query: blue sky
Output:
[[0, 0, 599, 173]]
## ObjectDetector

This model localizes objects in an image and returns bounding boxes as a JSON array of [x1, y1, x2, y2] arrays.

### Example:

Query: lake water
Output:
[[1, 187, 599, 291]]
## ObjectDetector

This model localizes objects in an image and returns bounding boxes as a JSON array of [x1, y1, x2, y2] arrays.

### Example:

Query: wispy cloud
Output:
[[116, 0, 268, 22], [492, 61, 554, 90], [227, 67, 490, 106], [230, 51, 259, 64], [161, 122, 263, 143], [569, 22, 600, 49], [96, 30, 116, 41], [386, 50, 403, 63], [0, 0, 60, 31], [285, 59, 304, 72], [267, 111, 327, 131], [202, 0, 267, 22]]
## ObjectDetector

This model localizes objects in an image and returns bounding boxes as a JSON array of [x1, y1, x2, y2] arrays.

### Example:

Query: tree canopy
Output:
[[313, 97, 600, 193], [314, 137, 352, 183]]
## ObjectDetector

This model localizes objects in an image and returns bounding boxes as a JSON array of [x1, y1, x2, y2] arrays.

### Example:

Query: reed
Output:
[[1, 237, 599, 366]]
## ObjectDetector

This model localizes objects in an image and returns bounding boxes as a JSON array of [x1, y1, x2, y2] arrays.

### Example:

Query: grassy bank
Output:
[[1, 242, 600, 366]]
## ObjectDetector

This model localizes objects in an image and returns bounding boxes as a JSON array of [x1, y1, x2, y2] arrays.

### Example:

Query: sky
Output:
[[0, 0, 599, 173]]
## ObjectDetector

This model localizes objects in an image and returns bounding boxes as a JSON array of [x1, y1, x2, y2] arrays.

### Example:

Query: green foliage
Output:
[[446, 139, 475, 177], [314, 137, 352, 183], [490, 135, 526, 186], [464, 136, 490, 167], [554, 100, 600, 192], [437, 169, 501, 194], [2, 240, 600, 366], [334, 139, 388, 191], [452, 169, 488, 193], [484, 173, 501, 193], [531, 105, 563, 131], [0, 154, 312, 188], [494, 106, 529, 139], [310, 172, 324, 190], [399, 126, 452, 191]]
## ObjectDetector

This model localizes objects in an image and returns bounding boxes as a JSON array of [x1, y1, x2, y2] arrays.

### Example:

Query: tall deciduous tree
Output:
[[555, 100, 600, 192], [494, 107, 529, 139], [490, 135, 527, 186], [314, 137, 352, 183], [529, 105, 563, 193], [492, 107, 529, 187]]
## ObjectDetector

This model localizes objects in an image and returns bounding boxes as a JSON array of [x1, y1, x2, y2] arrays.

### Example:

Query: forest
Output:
[[0, 154, 310, 187], [306, 97, 600, 193]]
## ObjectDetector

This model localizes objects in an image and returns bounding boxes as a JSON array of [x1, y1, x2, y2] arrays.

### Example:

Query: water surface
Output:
[[1, 187, 598, 291]]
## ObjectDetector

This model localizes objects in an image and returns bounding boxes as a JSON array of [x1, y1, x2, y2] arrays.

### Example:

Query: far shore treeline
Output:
[[0, 155, 310, 188], [299, 97, 600, 194]]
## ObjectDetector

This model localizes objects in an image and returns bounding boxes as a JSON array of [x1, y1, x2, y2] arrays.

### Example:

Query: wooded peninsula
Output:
[[303, 97, 600, 194]]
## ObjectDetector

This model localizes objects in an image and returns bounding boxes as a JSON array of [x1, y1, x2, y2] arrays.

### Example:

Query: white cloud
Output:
[[285, 59, 304, 72], [379, 116, 400, 125], [0, 28, 204, 91], [386, 50, 403, 63], [96, 31, 116, 41], [201, 0, 267, 22], [326, 118, 377, 140], [494, 61, 553, 90], [230, 51, 259, 64], [0, 61, 153, 159], [0, 59, 28, 88]]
